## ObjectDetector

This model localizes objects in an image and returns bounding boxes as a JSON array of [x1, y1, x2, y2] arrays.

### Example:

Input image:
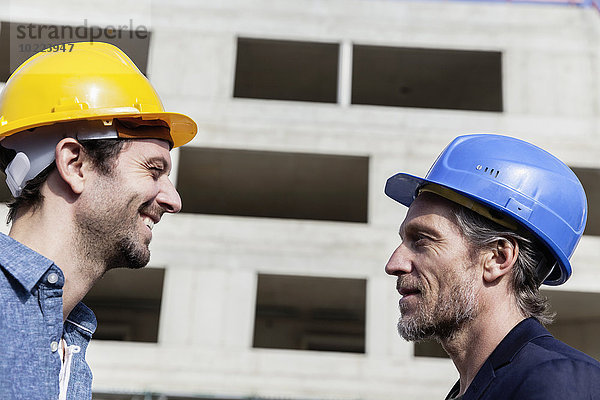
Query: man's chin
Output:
[[111, 238, 151, 269], [129, 249, 151, 269], [397, 315, 438, 342]]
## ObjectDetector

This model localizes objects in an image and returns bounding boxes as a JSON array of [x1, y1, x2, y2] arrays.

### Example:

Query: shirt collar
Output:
[[0, 232, 56, 293], [65, 302, 97, 337]]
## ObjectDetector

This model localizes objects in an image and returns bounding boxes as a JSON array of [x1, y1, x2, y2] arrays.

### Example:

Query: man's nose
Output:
[[385, 244, 413, 276], [157, 177, 182, 214]]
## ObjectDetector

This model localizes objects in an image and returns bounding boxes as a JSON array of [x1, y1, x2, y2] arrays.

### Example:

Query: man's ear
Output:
[[55, 138, 86, 195], [482, 237, 519, 284]]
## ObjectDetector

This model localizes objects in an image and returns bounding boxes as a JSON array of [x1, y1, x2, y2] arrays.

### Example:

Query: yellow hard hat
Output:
[[0, 42, 196, 148]]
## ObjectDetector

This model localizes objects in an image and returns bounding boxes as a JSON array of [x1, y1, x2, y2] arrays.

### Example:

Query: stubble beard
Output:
[[76, 197, 152, 272], [109, 228, 151, 270], [397, 277, 478, 342]]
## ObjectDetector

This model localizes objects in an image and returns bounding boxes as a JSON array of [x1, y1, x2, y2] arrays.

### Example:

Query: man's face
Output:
[[75, 138, 181, 270], [385, 192, 480, 342]]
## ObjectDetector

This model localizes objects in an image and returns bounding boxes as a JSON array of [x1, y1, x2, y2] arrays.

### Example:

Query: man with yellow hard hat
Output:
[[0, 42, 196, 399]]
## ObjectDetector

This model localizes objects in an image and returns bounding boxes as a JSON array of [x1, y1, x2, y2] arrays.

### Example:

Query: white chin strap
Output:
[[1, 121, 119, 197], [6, 152, 44, 198]]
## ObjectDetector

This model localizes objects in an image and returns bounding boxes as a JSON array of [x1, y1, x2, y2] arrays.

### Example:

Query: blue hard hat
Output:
[[384, 134, 587, 286]]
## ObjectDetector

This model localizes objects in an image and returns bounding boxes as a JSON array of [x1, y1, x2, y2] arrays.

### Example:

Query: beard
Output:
[[397, 276, 477, 342], [75, 194, 156, 271], [108, 232, 151, 270]]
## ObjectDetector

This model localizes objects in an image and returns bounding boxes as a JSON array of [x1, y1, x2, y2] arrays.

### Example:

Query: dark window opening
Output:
[[571, 166, 600, 236], [82, 268, 164, 342], [253, 274, 366, 353], [0, 20, 151, 81], [544, 289, 600, 361], [0, 171, 11, 203], [352, 45, 503, 112], [414, 340, 448, 358], [177, 147, 369, 223], [414, 290, 600, 361], [0, 22, 10, 82], [234, 37, 339, 103]]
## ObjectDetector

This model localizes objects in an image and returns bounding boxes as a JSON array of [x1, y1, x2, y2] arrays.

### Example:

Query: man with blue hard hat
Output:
[[384, 134, 600, 399]]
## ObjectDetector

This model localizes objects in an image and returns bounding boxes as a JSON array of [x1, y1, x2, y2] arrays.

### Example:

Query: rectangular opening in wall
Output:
[[0, 20, 151, 78], [1, 22, 10, 82], [571, 166, 600, 236], [414, 291, 600, 360], [253, 274, 366, 353], [414, 340, 449, 358], [177, 147, 369, 223], [82, 267, 164, 342], [234, 37, 339, 103], [543, 289, 600, 361], [352, 45, 503, 112], [0, 171, 12, 203]]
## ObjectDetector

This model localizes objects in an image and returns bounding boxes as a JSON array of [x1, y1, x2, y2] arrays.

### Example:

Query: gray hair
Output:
[[451, 205, 555, 325]]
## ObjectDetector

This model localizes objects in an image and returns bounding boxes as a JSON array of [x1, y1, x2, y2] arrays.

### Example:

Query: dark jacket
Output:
[[446, 318, 600, 399]]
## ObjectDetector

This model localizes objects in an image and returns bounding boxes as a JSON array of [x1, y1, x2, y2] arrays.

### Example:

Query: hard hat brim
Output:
[[0, 109, 197, 149], [384, 172, 571, 286]]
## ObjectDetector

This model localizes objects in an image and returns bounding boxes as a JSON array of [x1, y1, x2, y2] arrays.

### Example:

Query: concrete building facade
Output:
[[1, 0, 600, 399]]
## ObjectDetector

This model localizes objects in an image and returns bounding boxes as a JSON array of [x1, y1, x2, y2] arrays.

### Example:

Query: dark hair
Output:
[[1, 138, 129, 224], [451, 205, 555, 325]]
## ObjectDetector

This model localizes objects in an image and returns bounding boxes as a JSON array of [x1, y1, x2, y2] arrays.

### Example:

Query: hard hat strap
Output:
[[1, 119, 174, 197], [5, 152, 32, 198], [1, 121, 120, 197], [419, 183, 520, 231], [113, 119, 173, 148], [535, 257, 558, 286]]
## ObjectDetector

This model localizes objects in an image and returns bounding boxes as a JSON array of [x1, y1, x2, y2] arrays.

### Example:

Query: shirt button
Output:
[[50, 341, 59, 352], [47, 273, 59, 284]]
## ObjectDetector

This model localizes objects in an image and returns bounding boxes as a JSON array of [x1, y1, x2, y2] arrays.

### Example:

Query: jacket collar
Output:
[[447, 318, 552, 400]]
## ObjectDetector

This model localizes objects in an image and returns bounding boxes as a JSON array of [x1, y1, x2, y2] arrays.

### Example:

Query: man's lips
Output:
[[396, 280, 422, 297], [398, 287, 421, 297], [139, 203, 164, 232], [140, 210, 161, 232]]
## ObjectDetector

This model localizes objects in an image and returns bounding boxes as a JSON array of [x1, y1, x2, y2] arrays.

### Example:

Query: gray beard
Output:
[[397, 280, 477, 342]]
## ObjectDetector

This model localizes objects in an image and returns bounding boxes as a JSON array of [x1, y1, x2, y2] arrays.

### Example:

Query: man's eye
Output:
[[150, 167, 164, 177], [414, 235, 429, 247]]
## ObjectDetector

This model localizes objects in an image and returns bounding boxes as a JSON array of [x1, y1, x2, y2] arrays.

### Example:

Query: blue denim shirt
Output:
[[0, 232, 97, 399]]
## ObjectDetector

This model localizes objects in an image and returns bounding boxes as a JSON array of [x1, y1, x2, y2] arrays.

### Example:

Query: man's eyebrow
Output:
[[399, 221, 441, 239], [145, 156, 171, 173]]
